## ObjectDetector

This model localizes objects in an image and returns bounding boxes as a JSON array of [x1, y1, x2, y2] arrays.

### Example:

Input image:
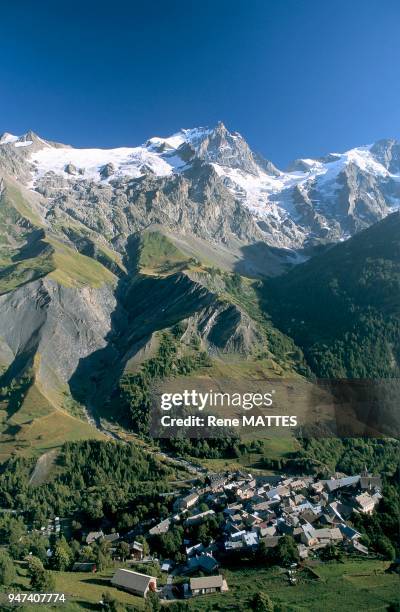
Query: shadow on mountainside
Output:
[[68, 235, 215, 423], [234, 241, 296, 278]]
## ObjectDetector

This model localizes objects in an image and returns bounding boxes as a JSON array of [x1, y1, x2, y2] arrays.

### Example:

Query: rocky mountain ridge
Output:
[[0, 122, 399, 460], [1, 123, 400, 257]]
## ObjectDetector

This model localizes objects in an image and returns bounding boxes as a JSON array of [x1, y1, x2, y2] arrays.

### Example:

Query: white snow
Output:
[[0, 132, 19, 145], [210, 144, 400, 222], [27, 127, 215, 185], [20, 125, 400, 228], [15, 140, 33, 148], [30, 143, 185, 183]]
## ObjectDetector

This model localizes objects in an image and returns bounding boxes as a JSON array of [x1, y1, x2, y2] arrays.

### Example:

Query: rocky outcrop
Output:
[[0, 278, 116, 395]]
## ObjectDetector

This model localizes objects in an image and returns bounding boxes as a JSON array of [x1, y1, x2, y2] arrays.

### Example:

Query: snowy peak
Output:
[[195, 121, 264, 175], [147, 122, 279, 176], [145, 126, 212, 153], [1, 123, 400, 251], [10, 122, 279, 186], [0, 130, 52, 149], [0, 132, 19, 145]]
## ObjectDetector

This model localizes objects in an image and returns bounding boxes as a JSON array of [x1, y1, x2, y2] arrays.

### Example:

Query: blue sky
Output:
[[1, 0, 400, 167]]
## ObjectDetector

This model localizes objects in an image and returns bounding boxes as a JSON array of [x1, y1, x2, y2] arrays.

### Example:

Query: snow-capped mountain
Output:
[[1, 122, 400, 253], [1, 122, 400, 445]]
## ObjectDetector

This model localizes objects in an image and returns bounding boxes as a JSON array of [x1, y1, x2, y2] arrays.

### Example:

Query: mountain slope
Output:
[[2, 123, 400, 256], [1, 122, 400, 458], [263, 211, 400, 378]]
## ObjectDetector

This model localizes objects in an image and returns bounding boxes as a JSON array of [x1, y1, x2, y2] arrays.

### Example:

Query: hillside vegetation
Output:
[[263, 212, 400, 378]]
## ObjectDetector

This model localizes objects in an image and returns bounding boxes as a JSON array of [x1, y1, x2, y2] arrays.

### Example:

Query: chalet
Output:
[[189, 574, 227, 596], [131, 541, 144, 560], [161, 560, 173, 572], [242, 532, 258, 548], [111, 569, 157, 598], [186, 542, 204, 557]]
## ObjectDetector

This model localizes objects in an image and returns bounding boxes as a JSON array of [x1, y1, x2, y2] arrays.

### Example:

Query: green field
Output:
[[9, 559, 398, 611], [10, 564, 146, 611], [188, 559, 399, 611]]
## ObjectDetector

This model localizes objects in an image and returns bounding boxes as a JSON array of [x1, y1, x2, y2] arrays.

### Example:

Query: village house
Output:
[[146, 467, 381, 569], [187, 553, 219, 573], [188, 575, 227, 597], [174, 492, 199, 512], [131, 541, 144, 560], [258, 524, 277, 538], [207, 473, 228, 491], [312, 527, 343, 543], [339, 524, 361, 541], [236, 484, 256, 500], [289, 479, 307, 491], [355, 492, 381, 514], [111, 569, 157, 598], [185, 509, 215, 526], [149, 518, 171, 536]]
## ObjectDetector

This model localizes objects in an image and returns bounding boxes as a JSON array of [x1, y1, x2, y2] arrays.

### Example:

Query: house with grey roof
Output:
[[111, 569, 157, 598], [174, 492, 199, 511], [189, 574, 227, 596], [185, 509, 215, 526], [149, 518, 171, 536]]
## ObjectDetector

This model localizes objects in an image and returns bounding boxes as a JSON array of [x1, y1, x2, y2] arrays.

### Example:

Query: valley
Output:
[[0, 123, 399, 611]]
